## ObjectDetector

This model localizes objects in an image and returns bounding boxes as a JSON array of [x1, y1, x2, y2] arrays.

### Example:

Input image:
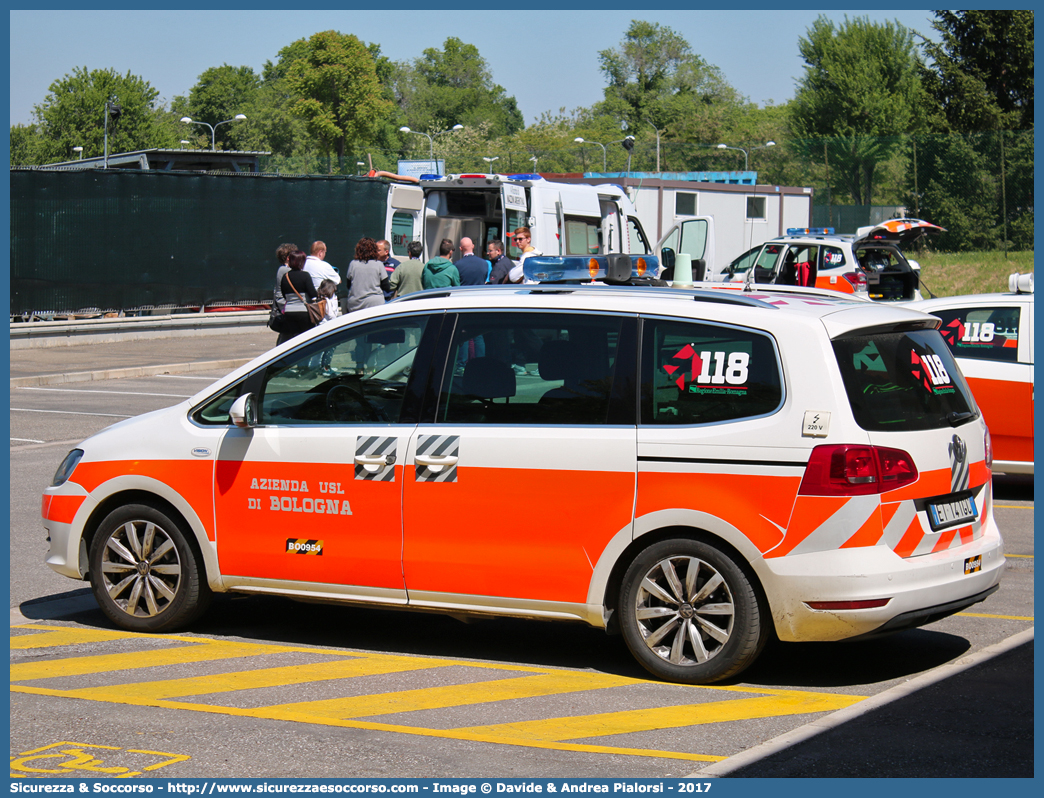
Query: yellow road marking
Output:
[[9, 627, 866, 764], [10, 640, 279, 681], [10, 627, 146, 649], [993, 505, 1032, 509], [1005, 553, 1033, 558], [458, 692, 863, 741], [957, 612, 1033, 621], [264, 671, 636, 720]]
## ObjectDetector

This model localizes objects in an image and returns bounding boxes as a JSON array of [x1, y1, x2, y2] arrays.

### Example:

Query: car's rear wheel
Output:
[[619, 538, 764, 684], [88, 503, 210, 632]]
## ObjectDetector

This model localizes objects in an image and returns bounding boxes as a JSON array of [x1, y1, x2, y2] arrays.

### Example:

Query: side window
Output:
[[641, 319, 783, 425], [506, 209, 527, 259], [439, 312, 626, 425], [676, 192, 698, 216], [563, 216, 600, 255], [822, 246, 846, 269], [258, 316, 429, 425], [934, 306, 1022, 363], [627, 217, 651, 254], [745, 196, 766, 221], [390, 212, 415, 258], [752, 244, 784, 283]]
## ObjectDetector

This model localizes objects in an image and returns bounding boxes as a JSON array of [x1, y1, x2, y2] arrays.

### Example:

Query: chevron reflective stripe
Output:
[[355, 436, 397, 482], [415, 435, 459, 483], [949, 434, 971, 492]]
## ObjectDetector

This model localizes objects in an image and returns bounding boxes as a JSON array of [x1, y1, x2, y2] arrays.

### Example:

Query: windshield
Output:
[[833, 329, 978, 431]]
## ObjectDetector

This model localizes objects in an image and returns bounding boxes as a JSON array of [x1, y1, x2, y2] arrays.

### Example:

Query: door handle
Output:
[[414, 454, 459, 473], [355, 454, 395, 472]]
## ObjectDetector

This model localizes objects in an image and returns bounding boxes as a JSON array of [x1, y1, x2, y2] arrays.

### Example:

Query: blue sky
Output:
[[9, 9, 938, 128]]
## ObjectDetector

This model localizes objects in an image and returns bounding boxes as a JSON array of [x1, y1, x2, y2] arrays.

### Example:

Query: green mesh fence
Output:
[[10, 169, 389, 317]]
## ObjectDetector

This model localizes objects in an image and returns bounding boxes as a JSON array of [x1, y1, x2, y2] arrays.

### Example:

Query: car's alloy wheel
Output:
[[89, 503, 210, 632], [620, 538, 764, 684]]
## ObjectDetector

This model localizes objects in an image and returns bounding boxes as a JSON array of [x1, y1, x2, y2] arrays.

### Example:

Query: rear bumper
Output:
[[759, 520, 1005, 642]]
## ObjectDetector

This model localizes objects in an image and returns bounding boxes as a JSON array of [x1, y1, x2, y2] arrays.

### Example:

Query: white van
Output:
[[382, 173, 653, 263]]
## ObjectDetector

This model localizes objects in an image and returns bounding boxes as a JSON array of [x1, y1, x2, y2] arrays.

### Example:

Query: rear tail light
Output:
[[806, 598, 891, 610], [842, 271, 868, 292], [798, 444, 918, 496]]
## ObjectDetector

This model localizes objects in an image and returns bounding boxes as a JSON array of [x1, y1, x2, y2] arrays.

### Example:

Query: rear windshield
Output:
[[833, 329, 978, 431]]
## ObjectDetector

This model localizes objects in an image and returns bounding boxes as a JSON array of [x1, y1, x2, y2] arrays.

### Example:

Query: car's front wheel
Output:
[[88, 503, 211, 632], [619, 538, 765, 684]]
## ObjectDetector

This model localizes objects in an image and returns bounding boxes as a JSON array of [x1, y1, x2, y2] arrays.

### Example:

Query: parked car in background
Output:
[[907, 273, 1034, 476], [727, 219, 946, 302]]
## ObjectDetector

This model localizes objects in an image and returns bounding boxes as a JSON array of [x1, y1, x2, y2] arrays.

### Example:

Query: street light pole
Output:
[[645, 120, 661, 172], [482, 156, 499, 175], [573, 137, 607, 171], [181, 114, 246, 151], [716, 143, 748, 171]]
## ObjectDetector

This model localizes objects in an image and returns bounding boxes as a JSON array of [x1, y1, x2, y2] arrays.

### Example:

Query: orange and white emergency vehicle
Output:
[[727, 219, 945, 301], [908, 273, 1034, 475], [43, 255, 1004, 683]]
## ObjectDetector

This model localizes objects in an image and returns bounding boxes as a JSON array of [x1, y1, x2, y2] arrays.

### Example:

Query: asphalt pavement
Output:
[[8, 325, 1036, 779]]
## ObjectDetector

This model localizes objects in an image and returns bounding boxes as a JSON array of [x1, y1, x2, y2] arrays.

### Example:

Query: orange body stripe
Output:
[[404, 466, 633, 603], [958, 525, 975, 545], [932, 528, 958, 553], [816, 276, 854, 294], [892, 516, 924, 558], [766, 495, 848, 558], [840, 507, 884, 549], [70, 460, 216, 539], [42, 495, 86, 524], [635, 472, 797, 554], [966, 376, 1033, 465]]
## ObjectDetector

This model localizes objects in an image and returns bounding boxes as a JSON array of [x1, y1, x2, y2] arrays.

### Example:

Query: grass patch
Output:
[[913, 250, 1034, 298]]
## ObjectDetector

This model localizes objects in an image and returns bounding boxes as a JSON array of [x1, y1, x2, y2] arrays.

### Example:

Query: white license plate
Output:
[[927, 494, 978, 531]]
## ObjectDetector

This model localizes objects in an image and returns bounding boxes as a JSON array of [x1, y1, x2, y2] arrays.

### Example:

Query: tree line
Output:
[[10, 11, 1033, 252]]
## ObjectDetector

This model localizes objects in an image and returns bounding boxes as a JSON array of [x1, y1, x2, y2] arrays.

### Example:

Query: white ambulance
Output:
[[43, 256, 1004, 684], [382, 173, 653, 264]]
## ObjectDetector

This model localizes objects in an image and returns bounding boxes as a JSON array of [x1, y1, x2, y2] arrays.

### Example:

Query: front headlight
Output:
[[51, 449, 84, 487]]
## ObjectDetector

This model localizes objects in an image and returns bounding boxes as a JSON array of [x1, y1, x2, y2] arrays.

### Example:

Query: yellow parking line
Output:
[[10, 641, 280, 682], [264, 671, 636, 720], [10, 627, 143, 649], [59, 655, 454, 701], [1005, 553, 1033, 558], [957, 612, 1033, 621], [993, 505, 1032, 509], [457, 692, 863, 741]]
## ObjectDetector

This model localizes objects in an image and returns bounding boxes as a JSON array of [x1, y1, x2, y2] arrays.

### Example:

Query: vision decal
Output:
[[662, 344, 750, 395]]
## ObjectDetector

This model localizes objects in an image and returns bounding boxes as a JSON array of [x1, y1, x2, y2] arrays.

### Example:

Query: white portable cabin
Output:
[[382, 173, 653, 263], [554, 175, 814, 280]]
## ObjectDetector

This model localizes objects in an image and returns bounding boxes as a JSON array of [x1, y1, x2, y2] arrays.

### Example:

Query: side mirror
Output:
[[229, 393, 256, 429]]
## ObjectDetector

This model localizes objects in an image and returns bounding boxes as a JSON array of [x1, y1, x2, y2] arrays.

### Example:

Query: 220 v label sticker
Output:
[[926, 492, 977, 531]]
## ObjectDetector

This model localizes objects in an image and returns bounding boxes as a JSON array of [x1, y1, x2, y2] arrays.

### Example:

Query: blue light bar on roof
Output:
[[787, 227, 834, 236], [522, 254, 660, 283], [418, 174, 443, 181], [506, 173, 542, 180]]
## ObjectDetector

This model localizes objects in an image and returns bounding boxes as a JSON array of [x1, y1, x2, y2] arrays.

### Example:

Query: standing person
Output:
[[272, 242, 298, 313], [345, 237, 391, 313], [376, 239, 400, 301], [389, 241, 426, 297], [304, 240, 341, 297], [485, 240, 514, 284], [276, 250, 319, 345], [507, 226, 541, 283], [422, 239, 461, 289], [454, 236, 490, 285]]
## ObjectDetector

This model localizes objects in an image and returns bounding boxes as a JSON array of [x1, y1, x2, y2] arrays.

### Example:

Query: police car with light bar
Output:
[[43, 257, 1003, 684]]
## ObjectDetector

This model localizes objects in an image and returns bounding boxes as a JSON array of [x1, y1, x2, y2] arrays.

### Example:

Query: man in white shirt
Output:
[[304, 241, 341, 292]]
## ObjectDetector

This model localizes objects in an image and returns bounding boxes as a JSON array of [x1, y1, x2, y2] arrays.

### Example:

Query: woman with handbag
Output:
[[277, 250, 321, 345], [345, 238, 392, 313]]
